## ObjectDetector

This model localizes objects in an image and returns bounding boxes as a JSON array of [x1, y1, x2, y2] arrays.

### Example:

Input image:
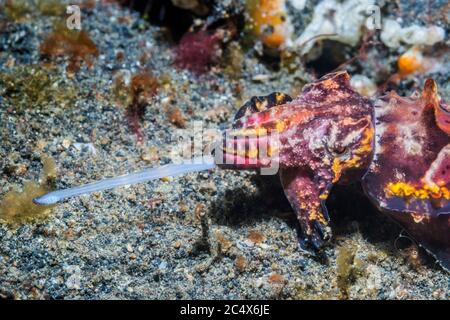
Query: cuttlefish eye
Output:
[[332, 145, 347, 155], [325, 140, 348, 156]]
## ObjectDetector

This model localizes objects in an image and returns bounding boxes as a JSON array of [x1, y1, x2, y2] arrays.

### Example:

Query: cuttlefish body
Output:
[[34, 71, 450, 271], [217, 71, 449, 271]]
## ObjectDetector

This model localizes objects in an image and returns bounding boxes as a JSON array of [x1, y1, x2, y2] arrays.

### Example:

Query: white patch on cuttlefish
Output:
[[396, 124, 424, 156], [422, 145, 450, 187]]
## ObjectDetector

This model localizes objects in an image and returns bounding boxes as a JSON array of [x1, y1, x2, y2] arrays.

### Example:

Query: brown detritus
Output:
[[4, 164, 28, 177], [248, 229, 265, 244], [194, 203, 206, 220], [112, 73, 130, 107], [268, 273, 286, 284], [159, 73, 172, 88], [0, 65, 79, 110], [280, 49, 304, 74], [204, 105, 231, 123], [214, 230, 232, 252], [129, 71, 159, 103], [191, 206, 211, 255], [0, 155, 57, 225], [178, 201, 189, 214], [140, 146, 159, 163], [403, 246, 423, 270], [63, 226, 75, 240], [268, 272, 288, 298], [0, 288, 15, 300], [42, 155, 57, 187], [174, 240, 182, 249], [336, 243, 364, 300], [166, 106, 187, 128], [139, 51, 151, 66], [126, 71, 159, 143], [116, 15, 133, 25], [235, 255, 247, 272], [116, 51, 125, 62], [113, 71, 159, 143], [40, 23, 99, 74], [222, 41, 243, 80], [395, 237, 423, 270], [80, 0, 96, 10], [160, 176, 172, 183], [146, 197, 163, 210]]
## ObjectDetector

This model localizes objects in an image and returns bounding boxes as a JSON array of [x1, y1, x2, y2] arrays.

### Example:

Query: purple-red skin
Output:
[[216, 71, 450, 271], [363, 78, 450, 270]]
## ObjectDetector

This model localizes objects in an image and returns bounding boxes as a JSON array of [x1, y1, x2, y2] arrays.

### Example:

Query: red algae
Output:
[[174, 30, 222, 74], [40, 24, 99, 74]]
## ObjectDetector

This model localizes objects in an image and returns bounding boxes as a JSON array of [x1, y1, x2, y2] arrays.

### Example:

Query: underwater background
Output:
[[0, 0, 449, 299]]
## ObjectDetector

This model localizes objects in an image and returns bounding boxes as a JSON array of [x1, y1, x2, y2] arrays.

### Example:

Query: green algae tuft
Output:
[[0, 65, 79, 110], [3, 0, 67, 21], [0, 156, 58, 225]]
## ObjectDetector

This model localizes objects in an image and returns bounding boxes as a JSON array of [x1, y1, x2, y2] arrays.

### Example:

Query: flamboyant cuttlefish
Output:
[[34, 71, 450, 271]]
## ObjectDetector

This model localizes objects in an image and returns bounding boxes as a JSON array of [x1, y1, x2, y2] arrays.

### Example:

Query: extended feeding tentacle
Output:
[[34, 156, 216, 205]]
